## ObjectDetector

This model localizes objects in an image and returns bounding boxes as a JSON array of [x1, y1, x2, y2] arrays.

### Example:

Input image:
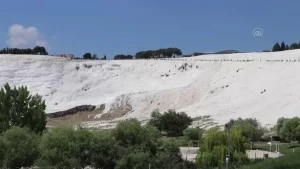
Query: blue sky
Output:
[[0, 0, 299, 58]]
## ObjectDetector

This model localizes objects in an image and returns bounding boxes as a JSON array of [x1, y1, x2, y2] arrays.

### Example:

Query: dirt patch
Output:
[[99, 104, 132, 120]]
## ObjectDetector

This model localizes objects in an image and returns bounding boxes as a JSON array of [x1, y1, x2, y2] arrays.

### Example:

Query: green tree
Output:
[[272, 42, 281, 52], [196, 127, 249, 168], [278, 117, 300, 142], [184, 127, 204, 141], [89, 130, 120, 169], [112, 119, 160, 147], [148, 109, 162, 130], [285, 44, 290, 50], [92, 53, 98, 60], [149, 109, 193, 137], [114, 150, 152, 169], [226, 118, 263, 142], [32, 46, 48, 55], [153, 141, 183, 169], [37, 127, 85, 168], [83, 53, 92, 59], [276, 117, 286, 136], [38, 126, 120, 169], [168, 48, 182, 58], [0, 126, 40, 169], [36, 118, 193, 169], [114, 54, 134, 60], [112, 118, 187, 169], [290, 43, 299, 50], [135, 48, 182, 59], [280, 41, 286, 51], [0, 83, 46, 134]]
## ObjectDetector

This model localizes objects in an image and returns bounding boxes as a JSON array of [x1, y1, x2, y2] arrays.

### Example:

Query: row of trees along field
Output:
[[135, 48, 182, 59], [1, 82, 299, 169], [82, 48, 182, 60], [272, 41, 300, 52], [114, 54, 134, 60], [113, 48, 182, 60], [82, 53, 107, 60], [0, 46, 48, 55]]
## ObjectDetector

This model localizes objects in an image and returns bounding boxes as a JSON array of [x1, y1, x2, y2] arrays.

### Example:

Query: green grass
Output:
[[253, 143, 300, 154], [241, 153, 300, 169], [240, 143, 300, 169]]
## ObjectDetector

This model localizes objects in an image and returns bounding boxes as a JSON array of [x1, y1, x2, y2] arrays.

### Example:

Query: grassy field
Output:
[[240, 143, 300, 169], [253, 142, 300, 154]]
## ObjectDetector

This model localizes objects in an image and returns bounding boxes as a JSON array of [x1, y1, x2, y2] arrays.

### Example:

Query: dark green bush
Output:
[[184, 128, 204, 141], [149, 109, 193, 137], [0, 126, 40, 169]]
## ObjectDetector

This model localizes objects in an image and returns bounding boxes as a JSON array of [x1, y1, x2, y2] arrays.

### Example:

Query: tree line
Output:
[[0, 46, 48, 55], [79, 48, 182, 60], [80, 53, 107, 60], [135, 48, 182, 59], [272, 41, 300, 52], [112, 48, 182, 60], [114, 54, 134, 60]]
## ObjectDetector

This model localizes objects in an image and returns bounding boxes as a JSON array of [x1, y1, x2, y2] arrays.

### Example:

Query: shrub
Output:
[[112, 119, 160, 147], [37, 127, 85, 168], [149, 109, 193, 137], [89, 130, 119, 169], [0, 126, 40, 169], [184, 127, 204, 141]]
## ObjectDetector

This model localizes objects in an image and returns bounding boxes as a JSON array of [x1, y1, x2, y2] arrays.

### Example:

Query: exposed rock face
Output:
[[47, 105, 96, 118]]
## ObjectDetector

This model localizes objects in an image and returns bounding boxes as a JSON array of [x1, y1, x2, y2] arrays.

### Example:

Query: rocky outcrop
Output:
[[178, 63, 192, 71], [47, 105, 96, 118]]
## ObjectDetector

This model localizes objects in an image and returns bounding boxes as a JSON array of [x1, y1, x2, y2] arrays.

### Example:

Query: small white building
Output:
[[180, 147, 199, 162], [246, 150, 284, 159]]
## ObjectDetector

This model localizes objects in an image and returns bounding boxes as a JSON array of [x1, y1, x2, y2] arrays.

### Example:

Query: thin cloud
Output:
[[6, 24, 50, 50]]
